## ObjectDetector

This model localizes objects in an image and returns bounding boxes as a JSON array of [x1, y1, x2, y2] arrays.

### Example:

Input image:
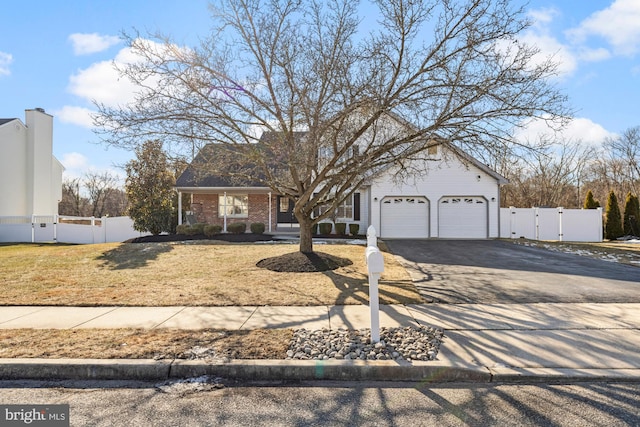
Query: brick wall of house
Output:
[[191, 193, 276, 230]]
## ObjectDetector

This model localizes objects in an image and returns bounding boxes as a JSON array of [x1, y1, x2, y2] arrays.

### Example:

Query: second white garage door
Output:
[[438, 196, 487, 238], [380, 196, 429, 238]]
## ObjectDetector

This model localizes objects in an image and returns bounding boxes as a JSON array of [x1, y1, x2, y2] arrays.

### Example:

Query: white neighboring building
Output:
[[0, 108, 64, 217]]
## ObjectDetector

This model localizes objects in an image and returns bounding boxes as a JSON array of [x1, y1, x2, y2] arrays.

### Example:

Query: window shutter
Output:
[[354, 192, 361, 221]]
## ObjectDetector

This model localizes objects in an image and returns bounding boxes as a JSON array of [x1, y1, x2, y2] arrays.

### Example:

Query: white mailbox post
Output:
[[365, 225, 384, 343]]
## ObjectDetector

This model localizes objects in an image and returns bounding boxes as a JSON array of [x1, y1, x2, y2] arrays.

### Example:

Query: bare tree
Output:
[[101, 188, 128, 217], [95, 0, 568, 252], [583, 150, 637, 212], [59, 178, 89, 216], [84, 171, 120, 218], [604, 126, 640, 196], [499, 138, 593, 208]]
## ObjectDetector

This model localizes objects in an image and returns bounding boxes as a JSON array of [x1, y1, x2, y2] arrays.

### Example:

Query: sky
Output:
[[1, 0, 639, 182]]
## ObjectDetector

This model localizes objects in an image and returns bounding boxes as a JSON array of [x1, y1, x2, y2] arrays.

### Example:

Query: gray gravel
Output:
[[286, 326, 444, 362]]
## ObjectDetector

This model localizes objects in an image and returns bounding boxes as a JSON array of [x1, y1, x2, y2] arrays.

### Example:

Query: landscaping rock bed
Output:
[[287, 326, 444, 362]]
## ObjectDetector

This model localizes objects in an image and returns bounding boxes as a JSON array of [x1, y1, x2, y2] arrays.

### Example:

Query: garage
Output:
[[438, 196, 487, 238], [380, 196, 429, 238]]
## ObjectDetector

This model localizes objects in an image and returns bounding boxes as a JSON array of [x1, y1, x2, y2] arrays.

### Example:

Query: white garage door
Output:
[[380, 196, 429, 238], [439, 196, 487, 239]]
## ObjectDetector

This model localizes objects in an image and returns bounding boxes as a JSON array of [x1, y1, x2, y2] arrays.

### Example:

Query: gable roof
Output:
[[0, 118, 18, 127], [175, 132, 308, 189], [175, 143, 268, 189], [176, 128, 508, 189]]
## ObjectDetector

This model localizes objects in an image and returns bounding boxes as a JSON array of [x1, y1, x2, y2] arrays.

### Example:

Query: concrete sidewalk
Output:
[[1, 303, 640, 383]]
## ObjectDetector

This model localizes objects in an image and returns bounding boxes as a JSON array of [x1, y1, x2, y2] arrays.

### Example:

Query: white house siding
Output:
[[0, 109, 63, 218], [355, 187, 369, 236], [26, 109, 56, 216], [0, 119, 28, 216], [368, 154, 502, 239]]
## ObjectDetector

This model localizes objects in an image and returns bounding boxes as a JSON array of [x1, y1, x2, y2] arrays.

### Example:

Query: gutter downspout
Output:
[[268, 192, 272, 232], [177, 191, 182, 226], [223, 191, 227, 233]]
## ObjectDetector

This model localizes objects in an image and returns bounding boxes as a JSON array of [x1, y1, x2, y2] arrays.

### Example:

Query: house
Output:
[[0, 108, 65, 218], [175, 130, 507, 239]]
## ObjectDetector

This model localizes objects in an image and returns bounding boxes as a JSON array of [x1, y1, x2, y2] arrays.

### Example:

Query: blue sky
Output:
[[1, 0, 639, 181]]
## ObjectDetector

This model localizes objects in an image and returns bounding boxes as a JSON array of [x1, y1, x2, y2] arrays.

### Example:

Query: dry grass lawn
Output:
[[0, 328, 291, 359], [0, 242, 421, 306]]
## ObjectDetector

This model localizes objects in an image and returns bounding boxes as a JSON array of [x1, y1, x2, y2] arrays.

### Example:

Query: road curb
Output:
[[2, 359, 639, 384], [0, 358, 488, 383], [489, 367, 640, 383], [0, 358, 172, 381], [170, 360, 491, 383]]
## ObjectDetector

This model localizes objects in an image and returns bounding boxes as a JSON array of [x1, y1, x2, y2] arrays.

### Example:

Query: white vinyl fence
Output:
[[500, 207, 603, 242], [0, 215, 142, 244]]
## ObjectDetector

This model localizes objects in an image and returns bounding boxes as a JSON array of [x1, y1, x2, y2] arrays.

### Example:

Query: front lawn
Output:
[[0, 242, 421, 306]]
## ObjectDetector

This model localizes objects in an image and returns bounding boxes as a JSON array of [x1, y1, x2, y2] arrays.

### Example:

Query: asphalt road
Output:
[[384, 239, 640, 304], [1, 379, 638, 426]]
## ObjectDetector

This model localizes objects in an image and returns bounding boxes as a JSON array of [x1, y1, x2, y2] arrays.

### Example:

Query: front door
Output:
[[277, 196, 298, 223]]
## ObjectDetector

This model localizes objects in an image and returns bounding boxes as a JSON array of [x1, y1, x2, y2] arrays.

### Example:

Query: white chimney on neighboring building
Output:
[[25, 108, 55, 216]]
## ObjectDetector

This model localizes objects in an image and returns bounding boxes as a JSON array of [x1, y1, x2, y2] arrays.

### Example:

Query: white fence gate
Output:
[[500, 207, 603, 242], [0, 215, 142, 244]]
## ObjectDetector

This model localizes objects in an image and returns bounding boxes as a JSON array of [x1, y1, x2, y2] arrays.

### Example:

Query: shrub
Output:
[[319, 222, 333, 235], [623, 193, 640, 237], [349, 223, 360, 236], [204, 224, 223, 237], [583, 190, 600, 209], [605, 191, 623, 240], [176, 224, 189, 235], [335, 222, 347, 236], [227, 222, 247, 234], [250, 222, 266, 234], [191, 223, 206, 235]]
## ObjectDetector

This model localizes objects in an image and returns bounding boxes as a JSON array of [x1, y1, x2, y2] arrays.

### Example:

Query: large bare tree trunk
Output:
[[297, 216, 314, 253]]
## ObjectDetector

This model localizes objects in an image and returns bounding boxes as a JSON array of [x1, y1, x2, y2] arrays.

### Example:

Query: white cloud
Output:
[[515, 116, 617, 146], [68, 33, 120, 55], [519, 8, 578, 77], [0, 51, 13, 76], [576, 46, 611, 63], [566, 0, 640, 57], [520, 32, 577, 76], [54, 106, 95, 128], [68, 56, 139, 107], [528, 7, 559, 27], [68, 38, 183, 108], [60, 152, 90, 171], [60, 152, 125, 183]]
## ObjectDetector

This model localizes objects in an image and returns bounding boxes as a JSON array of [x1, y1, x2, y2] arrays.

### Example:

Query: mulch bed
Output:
[[256, 251, 353, 272], [126, 233, 275, 243]]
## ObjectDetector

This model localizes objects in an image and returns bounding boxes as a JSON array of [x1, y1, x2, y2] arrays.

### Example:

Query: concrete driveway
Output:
[[384, 239, 640, 304]]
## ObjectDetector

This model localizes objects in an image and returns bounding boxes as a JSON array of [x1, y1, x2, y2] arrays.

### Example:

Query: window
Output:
[[279, 197, 290, 213], [313, 192, 359, 220], [218, 194, 249, 218], [336, 196, 353, 219]]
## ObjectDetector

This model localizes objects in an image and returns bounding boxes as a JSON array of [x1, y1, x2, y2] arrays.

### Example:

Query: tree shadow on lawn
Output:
[[97, 242, 174, 270], [256, 251, 420, 305], [321, 269, 422, 305]]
